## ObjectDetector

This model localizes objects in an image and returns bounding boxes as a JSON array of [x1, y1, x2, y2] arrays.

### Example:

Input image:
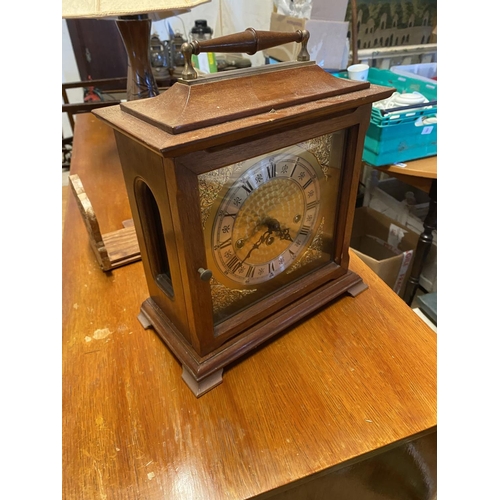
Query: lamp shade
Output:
[[62, 0, 210, 19]]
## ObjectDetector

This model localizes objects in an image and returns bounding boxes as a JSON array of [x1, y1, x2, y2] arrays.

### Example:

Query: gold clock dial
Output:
[[212, 152, 321, 286]]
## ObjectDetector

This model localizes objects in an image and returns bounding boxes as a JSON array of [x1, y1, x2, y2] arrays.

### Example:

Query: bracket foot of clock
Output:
[[182, 366, 224, 398], [346, 280, 368, 297], [138, 310, 152, 329]]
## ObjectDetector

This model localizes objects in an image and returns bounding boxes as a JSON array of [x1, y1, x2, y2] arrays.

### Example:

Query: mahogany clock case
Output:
[[94, 62, 394, 395]]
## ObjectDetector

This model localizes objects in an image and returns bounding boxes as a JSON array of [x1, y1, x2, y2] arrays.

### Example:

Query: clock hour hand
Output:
[[266, 218, 294, 243], [240, 218, 292, 265], [276, 226, 293, 242], [240, 227, 273, 265]]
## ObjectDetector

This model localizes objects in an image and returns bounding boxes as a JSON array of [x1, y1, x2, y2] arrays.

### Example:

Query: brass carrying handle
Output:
[[181, 28, 310, 80]]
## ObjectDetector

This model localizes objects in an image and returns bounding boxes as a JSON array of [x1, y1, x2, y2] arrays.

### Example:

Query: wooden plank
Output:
[[69, 173, 140, 271], [69, 173, 112, 270], [102, 225, 140, 267]]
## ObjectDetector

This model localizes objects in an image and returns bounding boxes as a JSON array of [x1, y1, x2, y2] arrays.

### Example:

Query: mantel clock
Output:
[[94, 28, 394, 396]]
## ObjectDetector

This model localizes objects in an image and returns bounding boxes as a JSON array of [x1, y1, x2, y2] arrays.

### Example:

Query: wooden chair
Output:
[[62, 77, 128, 135]]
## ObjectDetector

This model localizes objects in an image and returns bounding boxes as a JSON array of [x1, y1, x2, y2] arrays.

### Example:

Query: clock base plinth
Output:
[[346, 280, 369, 297], [138, 269, 367, 397]]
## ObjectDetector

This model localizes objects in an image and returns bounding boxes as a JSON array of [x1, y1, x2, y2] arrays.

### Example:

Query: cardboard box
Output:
[[350, 207, 419, 296], [310, 0, 349, 22], [363, 177, 430, 232], [362, 174, 437, 293], [266, 12, 348, 70]]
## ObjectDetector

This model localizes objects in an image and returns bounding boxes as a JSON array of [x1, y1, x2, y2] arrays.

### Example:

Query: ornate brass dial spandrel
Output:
[[298, 135, 332, 176], [199, 166, 235, 228], [209, 276, 257, 316]]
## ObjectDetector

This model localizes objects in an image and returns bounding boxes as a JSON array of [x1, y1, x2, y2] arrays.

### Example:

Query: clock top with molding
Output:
[[94, 61, 394, 156]]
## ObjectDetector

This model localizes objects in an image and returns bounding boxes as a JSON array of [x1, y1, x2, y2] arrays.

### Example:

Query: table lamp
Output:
[[62, 0, 211, 100]]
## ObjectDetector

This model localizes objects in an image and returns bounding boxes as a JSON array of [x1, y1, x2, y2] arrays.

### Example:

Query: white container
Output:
[[347, 63, 369, 81], [390, 63, 437, 84]]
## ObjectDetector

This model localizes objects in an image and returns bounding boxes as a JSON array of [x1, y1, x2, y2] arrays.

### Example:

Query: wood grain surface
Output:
[[94, 83, 393, 157], [62, 114, 437, 500], [375, 155, 437, 193], [62, 184, 69, 234], [119, 63, 371, 134], [378, 156, 437, 180]]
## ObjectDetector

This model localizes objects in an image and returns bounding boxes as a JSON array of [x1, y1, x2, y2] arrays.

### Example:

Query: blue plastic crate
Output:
[[334, 68, 437, 166]]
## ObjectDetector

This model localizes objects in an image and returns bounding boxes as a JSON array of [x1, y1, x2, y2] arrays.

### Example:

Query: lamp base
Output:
[[116, 15, 159, 101]]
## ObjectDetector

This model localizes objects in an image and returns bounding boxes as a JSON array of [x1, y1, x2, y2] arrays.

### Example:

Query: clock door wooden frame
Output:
[[94, 29, 394, 396]]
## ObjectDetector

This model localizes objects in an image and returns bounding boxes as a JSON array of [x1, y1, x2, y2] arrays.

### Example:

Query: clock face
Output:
[[211, 151, 322, 286], [199, 132, 345, 324]]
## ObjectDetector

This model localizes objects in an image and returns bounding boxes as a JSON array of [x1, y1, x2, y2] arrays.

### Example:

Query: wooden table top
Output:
[[374, 156, 437, 193], [63, 113, 437, 500]]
